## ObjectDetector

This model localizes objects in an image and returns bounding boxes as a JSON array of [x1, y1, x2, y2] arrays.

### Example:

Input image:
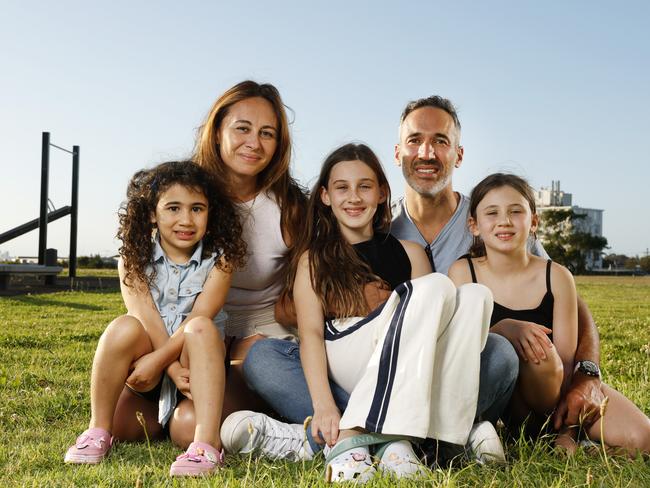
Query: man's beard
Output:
[[402, 159, 453, 198]]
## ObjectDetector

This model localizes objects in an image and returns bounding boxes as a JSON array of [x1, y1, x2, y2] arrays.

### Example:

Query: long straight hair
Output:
[[288, 143, 391, 318], [194, 80, 307, 246]]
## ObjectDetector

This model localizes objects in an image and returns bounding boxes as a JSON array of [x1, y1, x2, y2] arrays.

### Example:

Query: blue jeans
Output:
[[243, 333, 518, 452]]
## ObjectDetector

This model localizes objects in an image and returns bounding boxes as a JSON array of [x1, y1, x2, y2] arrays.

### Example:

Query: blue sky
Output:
[[1, 1, 649, 258]]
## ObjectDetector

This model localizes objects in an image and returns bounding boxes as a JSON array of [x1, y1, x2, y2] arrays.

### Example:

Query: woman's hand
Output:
[[363, 280, 392, 311], [126, 350, 163, 391], [312, 403, 342, 447], [166, 361, 192, 400], [492, 318, 553, 364]]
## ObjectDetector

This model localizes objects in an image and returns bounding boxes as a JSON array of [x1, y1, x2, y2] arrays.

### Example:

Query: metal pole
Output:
[[38, 132, 50, 265], [69, 146, 80, 278]]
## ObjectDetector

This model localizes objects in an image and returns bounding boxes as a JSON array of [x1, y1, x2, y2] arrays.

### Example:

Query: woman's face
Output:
[[217, 97, 279, 186]]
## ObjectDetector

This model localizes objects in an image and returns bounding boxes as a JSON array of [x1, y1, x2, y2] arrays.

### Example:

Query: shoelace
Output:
[[255, 417, 306, 460]]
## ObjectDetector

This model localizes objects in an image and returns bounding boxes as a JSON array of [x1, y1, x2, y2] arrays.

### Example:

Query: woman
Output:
[[170, 80, 307, 448]]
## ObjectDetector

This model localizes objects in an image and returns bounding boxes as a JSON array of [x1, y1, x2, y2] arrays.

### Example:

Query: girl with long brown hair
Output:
[[232, 143, 493, 482]]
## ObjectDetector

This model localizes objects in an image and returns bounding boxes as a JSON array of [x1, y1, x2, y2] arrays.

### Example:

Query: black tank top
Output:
[[466, 257, 555, 334], [354, 233, 411, 289]]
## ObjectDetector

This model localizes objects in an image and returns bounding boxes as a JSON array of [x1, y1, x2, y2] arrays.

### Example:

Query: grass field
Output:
[[1, 276, 648, 487]]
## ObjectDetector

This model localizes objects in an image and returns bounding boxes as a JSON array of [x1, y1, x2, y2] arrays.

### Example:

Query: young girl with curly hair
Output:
[[448, 173, 650, 456], [64, 160, 247, 476]]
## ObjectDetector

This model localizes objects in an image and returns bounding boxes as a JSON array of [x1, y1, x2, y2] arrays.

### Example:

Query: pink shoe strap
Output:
[[76, 428, 112, 448]]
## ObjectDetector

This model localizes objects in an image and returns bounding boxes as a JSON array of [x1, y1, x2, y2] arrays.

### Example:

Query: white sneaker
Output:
[[221, 410, 313, 461], [466, 421, 506, 464]]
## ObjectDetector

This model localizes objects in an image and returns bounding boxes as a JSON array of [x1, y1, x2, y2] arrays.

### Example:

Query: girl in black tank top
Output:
[[448, 173, 650, 456], [466, 257, 554, 341], [448, 175, 578, 445]]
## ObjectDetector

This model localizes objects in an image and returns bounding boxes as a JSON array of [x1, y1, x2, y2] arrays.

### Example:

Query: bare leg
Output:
[[89, 315, 155, 435], [223, 334, 271, 418], [508, 346, 563, 428], [169, 317, 225, 449], [585, 383, 650, 456], [112, 386, 164, 441]]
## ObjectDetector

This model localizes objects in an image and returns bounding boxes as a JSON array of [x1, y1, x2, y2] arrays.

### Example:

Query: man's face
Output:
[[395, 106, 463, 197]]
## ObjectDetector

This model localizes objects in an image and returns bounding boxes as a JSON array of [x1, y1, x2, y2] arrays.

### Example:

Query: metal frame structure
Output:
[[0, 132, 80, 277]]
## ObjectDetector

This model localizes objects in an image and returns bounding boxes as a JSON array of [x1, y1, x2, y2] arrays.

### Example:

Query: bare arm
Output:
[[575, 295, 600, 366], [121, 257, 231, 389], [447, 259, 472, 286], [295, 252, 340, 446], [550, 262, 578, 391], [553, 294, 605, 429], [119, 258, 169, 349], [399, 240, 432, 279]]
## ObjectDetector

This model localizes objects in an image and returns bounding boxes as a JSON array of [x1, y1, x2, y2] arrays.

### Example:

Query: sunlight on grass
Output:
[[0, 277, 648, 486]]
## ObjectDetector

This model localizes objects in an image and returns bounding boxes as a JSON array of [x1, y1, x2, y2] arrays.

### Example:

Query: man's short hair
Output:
[[400, 96, 461, 131]]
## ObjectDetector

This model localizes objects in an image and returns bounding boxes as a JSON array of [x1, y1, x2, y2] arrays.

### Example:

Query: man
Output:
[[221, 96, 605, 463], [391, 96, 605, 438]]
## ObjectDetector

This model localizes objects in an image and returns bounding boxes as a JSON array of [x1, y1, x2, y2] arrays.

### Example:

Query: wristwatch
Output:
[[574, 360, 601, 378]]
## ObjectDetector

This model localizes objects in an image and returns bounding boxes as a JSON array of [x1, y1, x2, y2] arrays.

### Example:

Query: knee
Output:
[[184, 317, 225, 354], [100, 315, 145, 348], [530, 346, 563, 382], [243, 339, 293, 391], [482, 333, 519, 391], [458, 283, 494, 311], [420, 273, 456, 300], [169, 400, 196, 449]]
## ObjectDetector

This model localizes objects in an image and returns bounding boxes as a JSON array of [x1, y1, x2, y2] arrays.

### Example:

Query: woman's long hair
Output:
[[288, 143, 391, 318], [468, 172, 537, 257], [117, 160, 247, 289], [194, 80, 307, 247]]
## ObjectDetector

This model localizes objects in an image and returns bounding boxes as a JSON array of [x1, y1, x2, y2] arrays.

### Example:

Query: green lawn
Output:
[[0, 277, 648, 487]]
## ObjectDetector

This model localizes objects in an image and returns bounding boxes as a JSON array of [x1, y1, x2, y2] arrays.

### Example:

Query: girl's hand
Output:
[[167, 362, 192, 400], [126, 351, 163, 391], [492, 318, 553, 364], [312, 404, 341, 447]]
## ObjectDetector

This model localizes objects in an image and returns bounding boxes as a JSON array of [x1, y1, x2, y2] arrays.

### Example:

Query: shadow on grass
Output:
[[9, 295, 106, 311]]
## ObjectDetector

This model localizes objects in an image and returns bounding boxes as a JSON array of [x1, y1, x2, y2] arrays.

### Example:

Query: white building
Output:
[[535, 181, 604, 270]]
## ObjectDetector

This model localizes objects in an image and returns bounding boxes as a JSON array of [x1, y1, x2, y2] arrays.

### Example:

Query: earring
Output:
[[530, 230, 538, 240]]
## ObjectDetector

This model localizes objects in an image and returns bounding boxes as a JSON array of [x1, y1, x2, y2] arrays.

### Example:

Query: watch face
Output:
[[579, 361, 599, 376]]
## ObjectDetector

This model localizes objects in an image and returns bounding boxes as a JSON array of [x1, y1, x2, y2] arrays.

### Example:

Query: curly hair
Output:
[[117, 160, 247, 289], [287, 143, 391, 318]]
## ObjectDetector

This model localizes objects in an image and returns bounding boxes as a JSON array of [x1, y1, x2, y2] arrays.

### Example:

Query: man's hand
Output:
[[553, 373, 604, 430], [492, 318, 553, 364], [167, 361, 192, 400], [126, 350, 163, 391]]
